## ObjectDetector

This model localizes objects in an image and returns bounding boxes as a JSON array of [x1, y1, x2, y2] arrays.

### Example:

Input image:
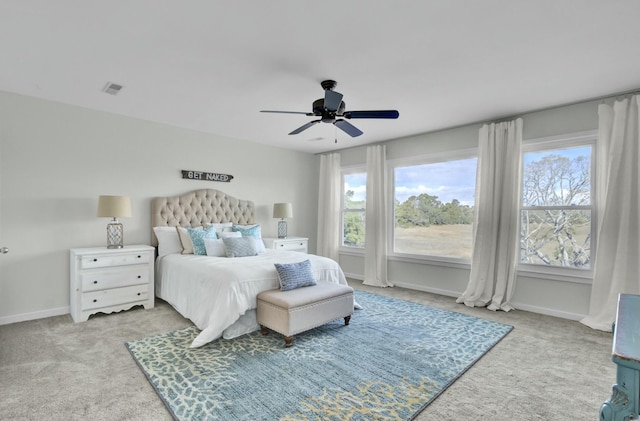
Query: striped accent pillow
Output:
[[274, 259, 317, 291]]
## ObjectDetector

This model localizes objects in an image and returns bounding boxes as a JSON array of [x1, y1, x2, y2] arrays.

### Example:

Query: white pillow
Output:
[[219, 231, 241, 239], [176, 226, 202, 254], [204, 238, 226, 257], [153, 226, 182, 257], [254, 238, 266, 254]]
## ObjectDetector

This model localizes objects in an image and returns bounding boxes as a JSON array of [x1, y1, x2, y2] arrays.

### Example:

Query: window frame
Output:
[[339, 166, 367, 252], [517, 130, 597, 284], [388, 148, 478, 268]]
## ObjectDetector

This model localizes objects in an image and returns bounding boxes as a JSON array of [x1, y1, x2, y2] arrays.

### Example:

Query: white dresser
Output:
[[263, 237, 308, 253], [70, 245, 155, 322]]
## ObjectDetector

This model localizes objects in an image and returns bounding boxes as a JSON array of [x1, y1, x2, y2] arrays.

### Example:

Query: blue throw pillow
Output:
[[222, 236, 258, 258], [232, 224, 262, 239], [187, 226, 217, 255], [274, 260, 317, 291]]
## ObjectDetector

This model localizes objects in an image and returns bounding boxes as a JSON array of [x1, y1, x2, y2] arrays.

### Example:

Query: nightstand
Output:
[[263, 237, 308, 253], [69, 245, 155, 322]]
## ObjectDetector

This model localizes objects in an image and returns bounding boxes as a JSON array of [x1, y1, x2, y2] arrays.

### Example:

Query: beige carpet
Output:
[[0, 280, 615, 420]]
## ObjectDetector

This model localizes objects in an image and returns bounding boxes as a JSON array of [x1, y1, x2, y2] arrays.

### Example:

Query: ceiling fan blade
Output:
[[289, 120, 321, 135], [324, 90, 343, 112], [334, 119, 363, 137], [343, 110, 399, 119], [261, 110, 313, 115]]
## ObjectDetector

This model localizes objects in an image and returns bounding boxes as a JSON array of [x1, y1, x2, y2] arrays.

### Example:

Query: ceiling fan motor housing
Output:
[[313, 98, 346, 121], [320, 79, 337, 91]]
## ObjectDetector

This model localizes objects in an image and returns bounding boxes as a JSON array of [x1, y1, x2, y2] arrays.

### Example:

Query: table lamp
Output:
[[273, 203, 293, 238], [97, 195, 132, 248]]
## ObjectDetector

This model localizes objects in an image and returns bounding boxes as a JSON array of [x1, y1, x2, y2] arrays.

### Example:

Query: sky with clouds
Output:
[[345, 157, 478, 206]]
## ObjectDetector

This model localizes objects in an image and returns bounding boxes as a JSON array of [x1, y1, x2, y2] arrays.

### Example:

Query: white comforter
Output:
[[156, 250, 348, 347]]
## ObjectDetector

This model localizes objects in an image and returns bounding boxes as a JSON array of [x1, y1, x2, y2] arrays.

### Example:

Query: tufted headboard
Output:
[[150, 189, 255, 246]]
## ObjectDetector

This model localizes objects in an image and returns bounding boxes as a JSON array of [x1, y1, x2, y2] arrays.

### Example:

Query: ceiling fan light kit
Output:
[[261, 80, 399, 138]]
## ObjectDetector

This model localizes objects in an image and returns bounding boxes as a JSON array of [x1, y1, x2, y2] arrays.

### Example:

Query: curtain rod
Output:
[[320, 86, 640, 155]]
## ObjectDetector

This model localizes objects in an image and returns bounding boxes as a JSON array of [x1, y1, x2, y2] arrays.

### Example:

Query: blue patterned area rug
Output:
[[126, 291, 512, 420]]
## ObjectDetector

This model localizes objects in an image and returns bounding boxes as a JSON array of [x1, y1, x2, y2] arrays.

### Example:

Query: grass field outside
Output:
[[394, 224, 473, 260], [393, 220, 589, 267]]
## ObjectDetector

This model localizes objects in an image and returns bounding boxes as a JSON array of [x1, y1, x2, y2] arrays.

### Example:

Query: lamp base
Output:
[[106, 220, 124, 249], [278, 219, 288, 239]]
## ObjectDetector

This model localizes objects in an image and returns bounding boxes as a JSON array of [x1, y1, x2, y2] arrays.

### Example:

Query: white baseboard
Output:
[[0, 306, 70, 326], [391, 281, 460, 298], [343, 272, 364, 281], [352, 276, 585, 322], [345, 274, 460, 298], [509, 301, 584, 321]]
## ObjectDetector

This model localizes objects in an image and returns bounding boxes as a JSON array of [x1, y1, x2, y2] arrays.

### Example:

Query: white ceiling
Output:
[[1, 1, 639, 154]]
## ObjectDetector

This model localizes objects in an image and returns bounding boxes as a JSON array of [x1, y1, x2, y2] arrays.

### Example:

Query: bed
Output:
[[151, 189, 349, 347]]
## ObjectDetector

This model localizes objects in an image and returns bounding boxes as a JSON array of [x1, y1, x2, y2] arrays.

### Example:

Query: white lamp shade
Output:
[[273, 203, 293, 219], [97, 195, 132, 218]]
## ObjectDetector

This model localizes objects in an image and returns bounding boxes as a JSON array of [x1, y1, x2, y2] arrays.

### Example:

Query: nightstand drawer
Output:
[[80, 266, 149, 292], [263, 237, 308, 253], [79, 252, 150, 269], [276, 240, 307, 251], [81, 284, 149, 311]]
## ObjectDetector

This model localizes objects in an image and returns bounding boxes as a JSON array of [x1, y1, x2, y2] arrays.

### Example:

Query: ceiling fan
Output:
[[260, 80, 399, 137]]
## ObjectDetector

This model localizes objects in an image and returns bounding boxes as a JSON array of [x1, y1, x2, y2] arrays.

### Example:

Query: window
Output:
[[341, 170, 366, 248], [520, 133, 595, 272], [392, 152, 477, 261]]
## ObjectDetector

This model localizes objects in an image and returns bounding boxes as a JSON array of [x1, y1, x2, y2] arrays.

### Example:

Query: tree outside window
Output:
[[520, 144, 593, 269]]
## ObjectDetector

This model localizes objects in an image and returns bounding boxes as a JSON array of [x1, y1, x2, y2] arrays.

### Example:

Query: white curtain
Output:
[[317, 153, 341, 262], [457, 118, 523, 311], [363, 145, 392, 287], [581, 96, 640, 331]]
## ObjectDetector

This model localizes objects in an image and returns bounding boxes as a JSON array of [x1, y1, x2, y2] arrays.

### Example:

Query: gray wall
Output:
[[0, 89, 613, 324], [337, 98, 604, 320], [0, 91, 319, 323]]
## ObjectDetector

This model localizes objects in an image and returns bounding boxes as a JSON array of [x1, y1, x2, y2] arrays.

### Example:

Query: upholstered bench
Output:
[[257, 282, 354, 348]]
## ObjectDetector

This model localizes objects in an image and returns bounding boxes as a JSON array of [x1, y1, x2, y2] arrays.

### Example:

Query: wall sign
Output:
[[181, 170, 234, 183]]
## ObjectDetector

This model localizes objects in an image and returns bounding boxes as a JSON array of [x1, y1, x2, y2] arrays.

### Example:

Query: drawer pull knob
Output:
[[280, 244, 283, 247], [93, 280, 98, 284], [93, 299, 97, 303], [137, 255, 142, 259], [137, 292, 141, 296], [137, 275, 141, 279], [93, 258, 98, 262]]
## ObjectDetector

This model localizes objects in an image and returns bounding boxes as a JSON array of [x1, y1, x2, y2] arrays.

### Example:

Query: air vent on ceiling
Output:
[[102, 82, 124, 95]]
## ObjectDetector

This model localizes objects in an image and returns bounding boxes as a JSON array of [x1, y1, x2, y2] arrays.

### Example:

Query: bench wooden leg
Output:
[[284, 336, 293, 348], [600, 366, 639, 420], [260, 325, 269, 336], [344, 315, 351, 325]]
